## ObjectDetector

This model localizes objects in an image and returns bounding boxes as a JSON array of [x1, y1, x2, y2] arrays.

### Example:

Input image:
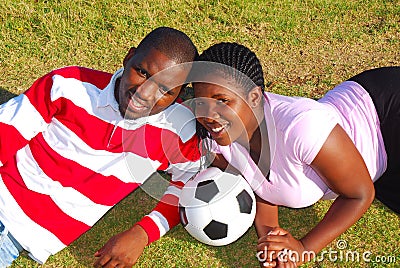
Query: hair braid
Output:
[[198, 42, 265, 91]]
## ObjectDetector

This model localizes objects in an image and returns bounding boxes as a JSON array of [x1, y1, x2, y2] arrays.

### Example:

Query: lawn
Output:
[[0, 0, 399, 267]]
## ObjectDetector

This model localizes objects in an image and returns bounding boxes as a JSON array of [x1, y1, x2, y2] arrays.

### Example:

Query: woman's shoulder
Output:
[[266, 93, 334, 131], [265, 93, 339, 163]]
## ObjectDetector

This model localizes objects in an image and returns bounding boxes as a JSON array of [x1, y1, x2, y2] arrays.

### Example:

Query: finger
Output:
[[100, 260, 121, 268], [257, 242, 268, 252], [113, 262, 131, 268], [262, 260, 277, 267], [257, 243, 278, 259], [94, 251, 102, 257], [276, 259, 297, 268], [258, 234, 290, 245], [256, 245, 280, 263], [257, 244, 279, 261], [93, 254, 111, 268], [269, 238, 290, 249], [269, 227, 289, 236], [259, 242, 290, 256], [94, 245, 106, 257]]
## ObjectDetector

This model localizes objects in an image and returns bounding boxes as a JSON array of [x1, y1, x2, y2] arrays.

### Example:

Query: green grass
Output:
[[1, 0, 399, 267]]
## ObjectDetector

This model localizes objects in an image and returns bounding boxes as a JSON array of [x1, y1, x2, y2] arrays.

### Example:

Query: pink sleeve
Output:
[[285, 109, 338, 165]]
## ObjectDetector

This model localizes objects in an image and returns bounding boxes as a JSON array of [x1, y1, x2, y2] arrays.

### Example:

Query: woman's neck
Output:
[[249, 118, 270, 178], [237, 106, 265, 149], [249, 118, 266, 156]]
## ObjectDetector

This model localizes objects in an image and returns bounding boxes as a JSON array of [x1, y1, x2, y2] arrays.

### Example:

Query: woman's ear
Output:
[[247, 86, 263, 108], [123, 47, 136, 67]]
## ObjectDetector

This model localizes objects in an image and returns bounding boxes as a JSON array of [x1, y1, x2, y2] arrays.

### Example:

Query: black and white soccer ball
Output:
[[179, 167, 256, 246]]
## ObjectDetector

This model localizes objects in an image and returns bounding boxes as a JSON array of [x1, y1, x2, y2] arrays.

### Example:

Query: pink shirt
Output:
[[210, 81, 387, 208]]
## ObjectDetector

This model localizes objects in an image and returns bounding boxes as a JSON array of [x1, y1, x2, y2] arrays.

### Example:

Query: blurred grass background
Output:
[[0, 0, 399, 267]]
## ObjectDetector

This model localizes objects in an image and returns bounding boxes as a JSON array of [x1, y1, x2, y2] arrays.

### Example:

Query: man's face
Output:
[[115, 47, 189, 120]]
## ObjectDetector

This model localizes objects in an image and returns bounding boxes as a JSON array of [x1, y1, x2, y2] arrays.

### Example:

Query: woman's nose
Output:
[[202, 104, 220, 121]]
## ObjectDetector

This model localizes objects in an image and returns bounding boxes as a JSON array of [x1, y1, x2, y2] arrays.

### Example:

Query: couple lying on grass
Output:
[[0, 26, 398, 268]]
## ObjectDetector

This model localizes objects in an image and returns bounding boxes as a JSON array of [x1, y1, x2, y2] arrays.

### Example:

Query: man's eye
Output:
[[136, 68, 148, 78], [159, 86, 172, 95]]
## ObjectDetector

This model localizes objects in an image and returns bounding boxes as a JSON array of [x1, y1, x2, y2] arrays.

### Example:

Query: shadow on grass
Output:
[[0, 87, 18, 104], [66, 173, 322, 268], [7, 157, 399, 267]]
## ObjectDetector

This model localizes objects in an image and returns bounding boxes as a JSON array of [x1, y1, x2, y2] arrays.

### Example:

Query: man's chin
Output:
[[123, 109, 150, 120], [123, 106, 165, 120]]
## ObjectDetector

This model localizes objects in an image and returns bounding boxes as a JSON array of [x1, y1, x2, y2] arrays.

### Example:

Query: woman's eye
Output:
[[195, 101, 204, 106], [194, 99, 207, 106], [217, 98, 228, 104]]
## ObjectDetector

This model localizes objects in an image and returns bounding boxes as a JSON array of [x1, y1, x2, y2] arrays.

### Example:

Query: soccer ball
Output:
[[179, 167, 256, 246]]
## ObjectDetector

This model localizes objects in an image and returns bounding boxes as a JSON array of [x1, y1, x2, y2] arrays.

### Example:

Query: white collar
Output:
[[97, 68, 124, 112]]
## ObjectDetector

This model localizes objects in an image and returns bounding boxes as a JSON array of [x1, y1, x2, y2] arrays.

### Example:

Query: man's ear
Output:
[[247, 86, 263, 108], [123, 47, 136, 67]]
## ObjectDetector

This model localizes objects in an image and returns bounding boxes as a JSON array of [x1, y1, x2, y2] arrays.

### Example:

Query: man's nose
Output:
[[134, 82, 158, 101]]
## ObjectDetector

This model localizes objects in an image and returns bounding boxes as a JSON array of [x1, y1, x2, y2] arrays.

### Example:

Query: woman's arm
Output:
[[210, 153, 229, 170], [255, 196, 279, 238], [257, 124, 375, 266], [300, 124, 375, 253]]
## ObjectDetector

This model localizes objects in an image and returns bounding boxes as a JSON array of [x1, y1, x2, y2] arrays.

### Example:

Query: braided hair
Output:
[[194, 42, 265, 151], [197, 42, 265, 92]]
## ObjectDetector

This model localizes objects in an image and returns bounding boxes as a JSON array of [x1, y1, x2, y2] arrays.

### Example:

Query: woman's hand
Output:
[[257, 227, 306, 267]]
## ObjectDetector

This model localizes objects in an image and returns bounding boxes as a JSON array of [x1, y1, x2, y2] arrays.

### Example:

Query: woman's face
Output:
[[193, 77, 258, 146]]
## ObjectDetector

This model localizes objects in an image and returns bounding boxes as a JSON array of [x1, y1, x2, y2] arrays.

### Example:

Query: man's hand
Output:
[[94, 225, 148, 268]]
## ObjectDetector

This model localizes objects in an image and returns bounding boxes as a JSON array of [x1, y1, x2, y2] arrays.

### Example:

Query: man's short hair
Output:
[[137, 27, 198, 64]]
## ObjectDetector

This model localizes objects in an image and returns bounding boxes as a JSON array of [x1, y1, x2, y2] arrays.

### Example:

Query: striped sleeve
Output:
[[0, 76, 53, 166], [135, 184, 183, 244], [0, 66, 112, 167], [136, 133, 201, 244]]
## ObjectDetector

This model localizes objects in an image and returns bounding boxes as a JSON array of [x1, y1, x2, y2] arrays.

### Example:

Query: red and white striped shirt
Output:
[[0, 66, 201, 263]]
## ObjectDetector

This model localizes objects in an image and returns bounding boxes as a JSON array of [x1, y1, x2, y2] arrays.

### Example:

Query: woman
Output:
[[191, 42, 399, 267]]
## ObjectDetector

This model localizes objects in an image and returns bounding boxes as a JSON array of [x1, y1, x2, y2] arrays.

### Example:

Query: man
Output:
[[0, 27, 201, 268]]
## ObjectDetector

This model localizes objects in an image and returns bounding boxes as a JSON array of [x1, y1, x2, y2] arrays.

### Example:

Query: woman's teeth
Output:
[[211, 123, 228, 133], [212, 126, 223, 132]]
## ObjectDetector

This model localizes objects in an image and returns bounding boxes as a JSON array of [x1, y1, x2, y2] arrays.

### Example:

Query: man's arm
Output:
[[94, 129, 202, 268], [0, 71, 58, 166]]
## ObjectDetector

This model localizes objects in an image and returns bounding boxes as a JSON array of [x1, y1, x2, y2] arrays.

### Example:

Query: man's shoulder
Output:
[[49, 66, 113, 89]]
